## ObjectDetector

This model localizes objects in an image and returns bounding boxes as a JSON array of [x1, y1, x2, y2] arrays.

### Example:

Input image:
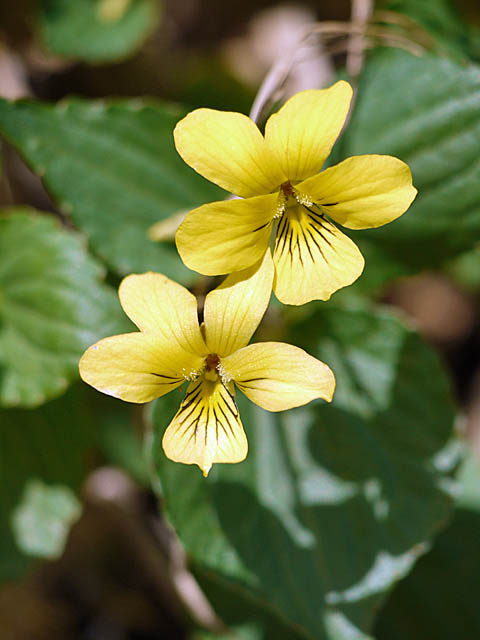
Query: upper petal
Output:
[[298, 155, 417, 229], [272, 205, 365, 304], [119, 272, 207, 356], [264, 81, 353, 183], [162, 377, 247, 476], [221, 342, 335, 412], [79, 333, 203, 403], [174, 108, 283, 198], [204, 250, 274, 358], [176, 194, 277, 276]]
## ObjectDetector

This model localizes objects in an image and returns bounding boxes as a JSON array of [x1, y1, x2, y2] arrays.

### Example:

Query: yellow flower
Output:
[[79, 253, 335, 476], [174, 81, 417, 305]]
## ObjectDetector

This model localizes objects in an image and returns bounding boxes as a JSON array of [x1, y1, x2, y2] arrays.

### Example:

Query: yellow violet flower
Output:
[[174, 81, 417, 305], [79, 253, 335, 476]]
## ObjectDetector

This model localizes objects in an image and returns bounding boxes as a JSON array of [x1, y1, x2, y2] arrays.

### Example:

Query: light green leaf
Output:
[[37, 0, 161, 63], [151, 306, 457, 639], [342, 49, 480, 275], [0, 98, 222, 280], [0, 208, 130, 407], [455, 446, 480, 513], [11, 479, 81, 559]]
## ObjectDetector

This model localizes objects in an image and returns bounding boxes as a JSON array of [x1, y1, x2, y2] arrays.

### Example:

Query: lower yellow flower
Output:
[[79, 253, 335, 476]]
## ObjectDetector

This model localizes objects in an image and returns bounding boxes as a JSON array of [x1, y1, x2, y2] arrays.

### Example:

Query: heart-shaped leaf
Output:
[[342, 49, 480, 273], [0, 98, 222, 280], [0, 208, 129, 407], [151, 305, 457, 639]]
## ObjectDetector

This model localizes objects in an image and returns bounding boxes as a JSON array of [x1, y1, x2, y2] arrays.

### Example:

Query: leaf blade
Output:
[[151, 306, 457, 639], [0, 208, 130, 407], [0, 98, 222, 279]]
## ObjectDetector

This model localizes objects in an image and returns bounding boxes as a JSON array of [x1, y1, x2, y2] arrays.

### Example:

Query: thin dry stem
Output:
[[249, 16, 430, 127], [347, 0, 373, 78]]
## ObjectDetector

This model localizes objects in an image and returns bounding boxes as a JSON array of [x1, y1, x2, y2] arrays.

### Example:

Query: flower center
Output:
[[204, 353, 220, 381], [277, 182, 313, 218], [280, 181, 294, 198], [206, 353, 220, 370]]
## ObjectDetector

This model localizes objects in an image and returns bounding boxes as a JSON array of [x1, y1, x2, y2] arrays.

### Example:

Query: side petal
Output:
[[273, 205, 365, 305], [162, 378, 247, 477], [221, 342, 335, 412], [79, 333, 204, 403], [174, 109, 283, 198], [264, 82, 353, 182], [298, 155, 417, 229], [176, 194, 277, 276], [119, 272, 207, 355], [204, 250, 274, 358]]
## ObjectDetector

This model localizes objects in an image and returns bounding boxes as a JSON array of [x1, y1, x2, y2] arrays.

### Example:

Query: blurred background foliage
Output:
[[1, 0, 480, 638]]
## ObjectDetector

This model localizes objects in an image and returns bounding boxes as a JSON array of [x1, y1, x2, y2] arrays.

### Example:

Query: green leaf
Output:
[[37, 0, 161, 63], [374, 446, 480, 638], [445, 247, 480, 291], [454, 446, 480, 513], [11, 479, 81, 559], [342, 49, 480, 274], [151, 306, 457, 639], [375, 505, 480, 640], [192, 568, 309, 640], [0, 384, 94, 582], [0, 208, 129, 407], [0, 98, 222, 280], [96, 406, 150, 486], [383, 0, 473, 59]]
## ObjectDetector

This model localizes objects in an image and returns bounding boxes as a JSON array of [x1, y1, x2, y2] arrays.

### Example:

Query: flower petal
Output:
[[119, 272, 207, 355], [162, 378, 247, 476], [176, 194, 277, 276], [272, 204, 365, 304], [174, 109, 283, 198], [298, 155, 417, 229], [264, 81, 353, 182], [221, 342, 335, 412], [79, 333, 204, 403], [204, 250, 274, 358]]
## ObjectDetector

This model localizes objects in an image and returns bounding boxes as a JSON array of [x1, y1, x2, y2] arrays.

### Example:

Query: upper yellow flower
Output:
[[174, 81, 417, 305], [79, 253, 335, 476]]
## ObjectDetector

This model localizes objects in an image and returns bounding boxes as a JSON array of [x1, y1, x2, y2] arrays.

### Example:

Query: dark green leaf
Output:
[[96, 405, 150, 486], [192, 568, 309, 640], [383, 0, 473, 59], [374, 446, 480, 638], [0, 384, 94, 582], [375, 506, 480, 640], [151, 306, 457, 639], [342, 49, 480, 274], [0, 98, 222, 280], [37, 0, 160, 63], [445, 247, 480, 291], [0, 208, 129, 407]]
